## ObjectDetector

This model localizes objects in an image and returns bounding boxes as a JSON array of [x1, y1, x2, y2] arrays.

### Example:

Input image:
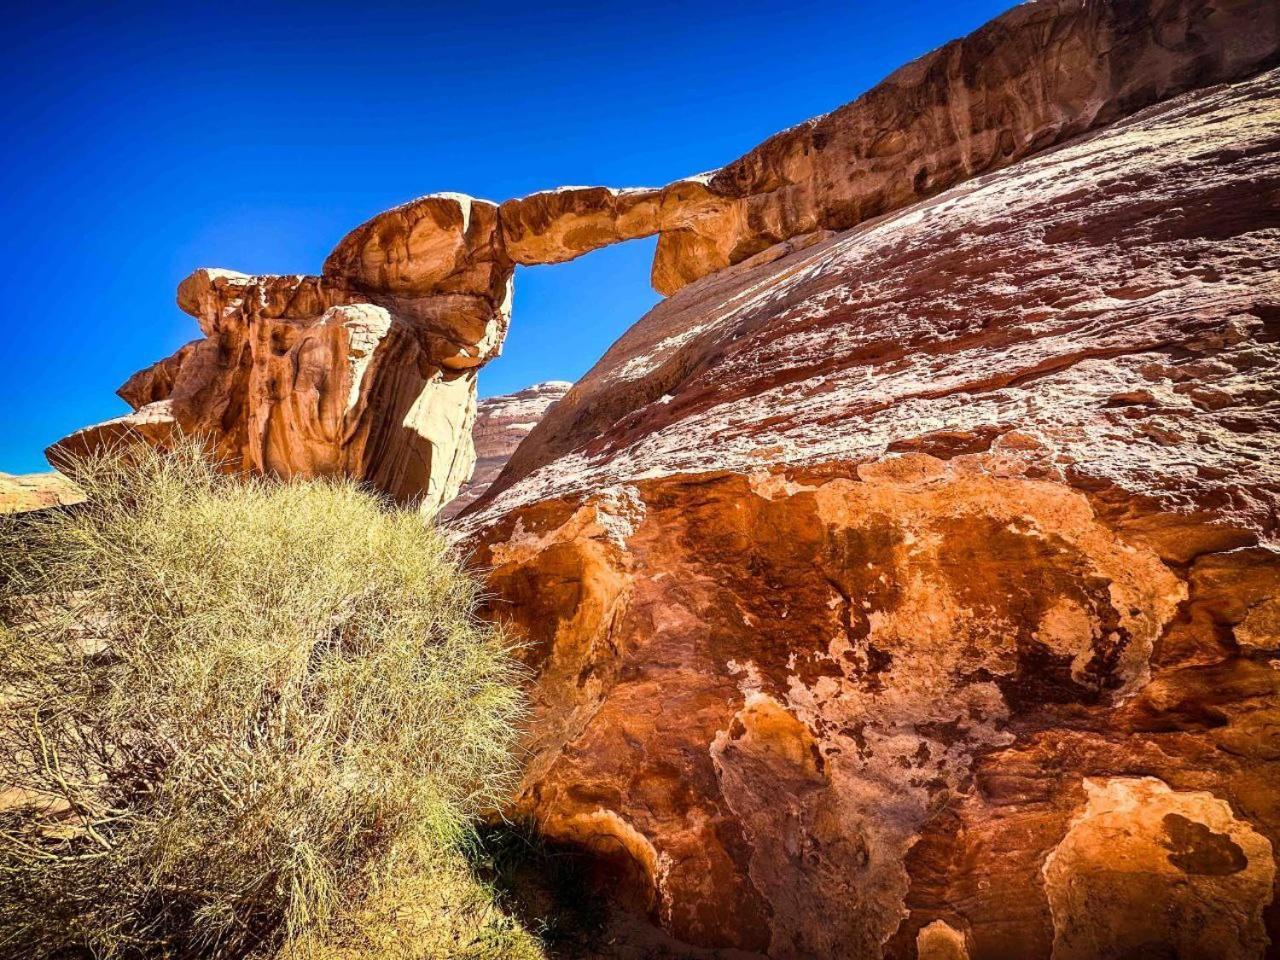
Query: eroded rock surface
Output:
[[51, 195, 512, 512], [496, 0, 1280, 296], [648, 0, 1280, 293], [0, 472, 83, 514], [438, 380, 570, 521], [499, 188, 664, 266], [458, 64, 1280, 959], [54, 0, 1277, 516], [1043, 777, 1274, 960], [45, 3, 1280, 949]]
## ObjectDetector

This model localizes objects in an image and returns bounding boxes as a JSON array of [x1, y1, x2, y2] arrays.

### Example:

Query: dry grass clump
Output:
[[0, 443, 532, 959]]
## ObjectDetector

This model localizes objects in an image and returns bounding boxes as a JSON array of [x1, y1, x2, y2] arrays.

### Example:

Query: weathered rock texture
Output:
[[457, 58, 1280, 959], [52, 195, 514, 512], [647, 0, 1280, 294], [438, 381, 570, 521], [499, 0, 1280, 297], [47, 1, 1280, 950], [0, 472, 83, 514], [1043, 777, 1275, 960], [56, 0, 1277, 513]]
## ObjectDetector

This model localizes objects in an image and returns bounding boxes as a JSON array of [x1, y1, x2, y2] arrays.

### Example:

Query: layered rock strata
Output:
[[438, 381, 570, 521], [647, 0, 1280, 293], [458, 65, 1280, 958]]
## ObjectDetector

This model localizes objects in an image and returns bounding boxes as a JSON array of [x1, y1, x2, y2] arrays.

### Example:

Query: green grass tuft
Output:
[[0, 441, 538, 959]]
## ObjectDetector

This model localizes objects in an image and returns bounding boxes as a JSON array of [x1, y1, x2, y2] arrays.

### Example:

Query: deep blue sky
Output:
[[1, 0, 1011, 473]]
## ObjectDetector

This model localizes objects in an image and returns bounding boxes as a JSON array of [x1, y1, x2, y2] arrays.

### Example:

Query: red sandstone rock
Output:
[[51, 401, 182, 469], [649, 0, 1280, 293], [438, 381, 570, 521], [460, 65, 1280, 958], [41, 0, 1280, 954], [499, 188, 663, 266], [51, 204, 513, 512]]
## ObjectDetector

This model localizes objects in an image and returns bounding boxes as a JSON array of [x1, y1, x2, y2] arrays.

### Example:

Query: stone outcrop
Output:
[[53, 0, 1277, 514], [0, 472, 83, 514], [1042, 777, 1274, 960], [51, 195, 514, 513], [438, 381, 570, 521], [457, 60, 1280, 958], [647, 0, 1280, 293], [40, 0, 1280, 954], [498, 0, 1280, 297], [494, 0, 1280, 297]]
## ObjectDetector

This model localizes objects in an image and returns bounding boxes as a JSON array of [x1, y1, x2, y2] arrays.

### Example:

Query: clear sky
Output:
[[1, 0, 1012, 473]]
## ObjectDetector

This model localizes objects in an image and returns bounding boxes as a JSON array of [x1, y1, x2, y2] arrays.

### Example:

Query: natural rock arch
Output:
[[51, 0, 1277, 518]]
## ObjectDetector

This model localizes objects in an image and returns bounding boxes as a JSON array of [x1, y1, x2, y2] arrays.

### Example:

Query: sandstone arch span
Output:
[[52, 0, 1278, 518]]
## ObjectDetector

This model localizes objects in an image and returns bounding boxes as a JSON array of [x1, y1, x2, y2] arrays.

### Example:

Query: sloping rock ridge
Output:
[[52, 0, 1277, 517], [647, 0, 1280, 294], [457, 56, 1280, 960], [438, 380, 570, 520]]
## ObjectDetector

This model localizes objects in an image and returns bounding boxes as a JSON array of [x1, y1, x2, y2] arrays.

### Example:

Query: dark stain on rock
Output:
[[1160, 813, 1248, 875], [887, 424, 1001, 458]]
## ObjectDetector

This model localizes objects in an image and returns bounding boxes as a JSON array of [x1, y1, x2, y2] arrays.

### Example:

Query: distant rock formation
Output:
[[53, 0, 1276, 518], [438, 381, 570, 521], [457, 61, 1280, 959], [0, 472, 82, 514]]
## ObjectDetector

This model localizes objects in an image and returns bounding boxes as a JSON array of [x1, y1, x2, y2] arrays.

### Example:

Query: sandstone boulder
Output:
[[323, 192, 509, 303]]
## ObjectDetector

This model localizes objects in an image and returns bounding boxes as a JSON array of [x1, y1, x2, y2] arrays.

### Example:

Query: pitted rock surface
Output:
[[459, 65, 1280, 958]]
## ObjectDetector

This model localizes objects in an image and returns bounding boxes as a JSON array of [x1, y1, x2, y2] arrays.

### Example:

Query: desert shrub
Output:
[[0, 443, 530, 959]]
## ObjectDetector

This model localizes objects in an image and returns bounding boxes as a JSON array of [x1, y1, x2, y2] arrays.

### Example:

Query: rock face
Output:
[[438, 381, 570, 521], [458, 58, 1280, 959], [1043, 777, 1275, 960], [0, 472, 83, 514], [647, 0, 1280, 294]]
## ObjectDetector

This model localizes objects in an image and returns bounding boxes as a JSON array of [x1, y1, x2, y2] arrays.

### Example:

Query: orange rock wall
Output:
[[461, 65, 1280, 957]]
